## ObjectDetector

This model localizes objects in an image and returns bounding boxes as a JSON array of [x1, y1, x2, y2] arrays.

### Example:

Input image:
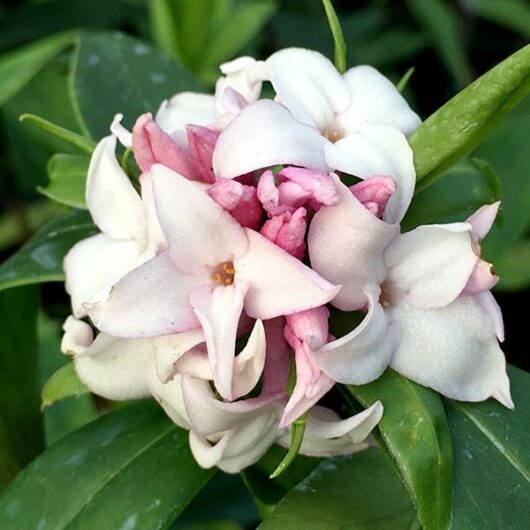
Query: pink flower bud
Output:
[[350, 175, 396, 218], [186, 124, 220, 184], [261, 208, 307, 259]]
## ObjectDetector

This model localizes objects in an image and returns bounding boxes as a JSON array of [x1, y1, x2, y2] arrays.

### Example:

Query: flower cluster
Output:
[[61, 48, 512, 473]]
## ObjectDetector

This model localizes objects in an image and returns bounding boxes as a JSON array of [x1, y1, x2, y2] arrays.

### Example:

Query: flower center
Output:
[[321, 128, 342, 143], [212, 261, 235, 286]]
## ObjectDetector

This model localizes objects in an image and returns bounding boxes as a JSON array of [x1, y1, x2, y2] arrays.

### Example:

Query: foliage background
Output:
[[0, 0, 528, 529]]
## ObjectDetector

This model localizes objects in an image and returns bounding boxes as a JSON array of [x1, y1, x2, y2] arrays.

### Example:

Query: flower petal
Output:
[[213, 100, 328, 178], [153, 328, 206, 383], [190, 281, 249, 401], [155, 92, 215, 137], [467, 201, 500, 240], [64, 233, 148, 318], [257, 48, 350, 129], [148, 372, 191, 429], [385, 223, 477, 310], [325, 124, 415, 223], [74, 334, 153, 400], [86, 252, 202, 337], [308, 175, 398, 311], [232, 319, 267, 400], [313, 284, 398, 384], [390, 294, 513, 408], [236, 228, 340, 319], [86, 136, 146, 240], [339, 65, 421, 135], [61, 316, 93, 355], [151, 164, 248, 272]]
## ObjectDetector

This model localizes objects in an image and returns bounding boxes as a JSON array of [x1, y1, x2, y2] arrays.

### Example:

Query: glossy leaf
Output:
[[0, 401, 215, 530], [149, 0, 179, 59], [495, 239, 530, 291], [20, 114, 95, 154], [0, 31, 76, 106], [402, 158, 501, 231], [39, 154, 90, 209], [0, 210, 96, 292], [0, 287, 43, 469], [71, 31, 202, 139], [406, 0, 470, 87], [410, 43, 530, 189], [347, 370, 452, 530], [259, 447, 416, 529], [447, 365, 530, 528], [41, 363, 89, 409]]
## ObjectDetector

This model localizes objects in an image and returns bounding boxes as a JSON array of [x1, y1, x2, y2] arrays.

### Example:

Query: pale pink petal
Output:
[[155, 92, 215, 137], [74, 334, 153, 400], [64, 233, 149, 318], [280, 336, 334, 428], [390, 294, 513, 408], [132, 113, 198, 178], [152, 328, 206, 383], [181, 375, 283, 435], [257, 170, 293, 216], [232, 319, 267, 400], [61, 316, 93, 355], [285, 306, 330, 351], [208, 179, 263, 229], [339, 65, 421, 135], [467, 201, 501, 240], [325, 124, 415, 224], [308, 175, 398, 311], [258, 48, 350, 129], [278, 167, 339, 208], [139, 172, 167, 251], [385, 223, 478, 310], [463, 259, 499, 294], [110, 113, 132, 147], [174, 350, 212, 379], [86, 136, 146, 240], [260, 208, 307, 259], [190, 281, 249, 401], [148, 372, 191, 429], [213, 100, 328, 178], [86, 252, 203, 337], [151, 164, 248, 272], [313, 284, 398, 384], [189, 430, 231, 469], [186, 124, 219, 183], [350, 175, 396, 219], [236, 228, 340, 319], [475, 291, 505, 342]]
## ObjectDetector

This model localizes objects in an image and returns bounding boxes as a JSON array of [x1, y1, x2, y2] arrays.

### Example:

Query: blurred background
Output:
[[0, 0, 528, 525]]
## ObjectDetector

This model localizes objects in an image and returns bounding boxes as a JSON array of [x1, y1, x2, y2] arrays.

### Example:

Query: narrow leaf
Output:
[[269, 415, 307, 479], [470, 0, 530, 39], [41, 363, 89, 409], [39, 154, 90, 209], [446, 365, 530, 528], [347, 370, 453, 530], [396, 66, 415, 93], [259, 447, 416, 529], [402, 158, 501, 231], [0, 401, 215, 529], [19, 114, 95, 154], [0, 210, 97, 293], [410, 44, 530, 189], [321, 0, 347, 73], [495, 238, 530, 291], [0, 31, 76, 106]]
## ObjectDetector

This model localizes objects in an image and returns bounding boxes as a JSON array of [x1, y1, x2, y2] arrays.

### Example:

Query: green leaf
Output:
[[0, 31, 76, 106], [469, 0, 530, 39], [269, 415, 307, 479], [0, 401, 215, 530], [347, 370, 452, 530], [410, 43, 530, 190], [41, 363, 89, 409], [71, 31, 202, 140], [20, 114, 95, 155], [406, 0, 470, 87], [321, 0, 347, 73], [446, 365, 530, 528], [149, 0, 180, 59], [0, 209, 97, 293], [495, 239, 530, 291], [258, 447, 416, 529], [396, 66, 415, 93], [39, 154, 90, 209], [202, 1, 278, 73], [0, 287, 43, 470], [402, 158, 501, 231]]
